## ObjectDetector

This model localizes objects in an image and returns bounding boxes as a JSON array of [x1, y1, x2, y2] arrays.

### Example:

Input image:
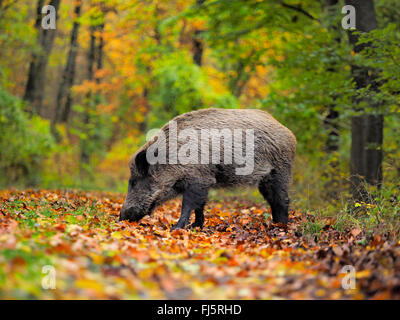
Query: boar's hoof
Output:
[[171, 223, 186, 231], [272, 216, 288, 225], [188, 222, 203, 230]]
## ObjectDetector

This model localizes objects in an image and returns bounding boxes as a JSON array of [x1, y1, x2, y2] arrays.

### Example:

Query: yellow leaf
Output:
[[356, 270, 371, 279], [75, 279, 103, 292], [111, 231, 123, 239]]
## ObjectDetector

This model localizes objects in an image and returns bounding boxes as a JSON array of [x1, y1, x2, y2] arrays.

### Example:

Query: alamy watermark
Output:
[[340, 265, 356, 290], [144, 120, 255, 176], [342, 5, 356, 30], [41, 5, 57, 30], [42, 265, 56, 290]]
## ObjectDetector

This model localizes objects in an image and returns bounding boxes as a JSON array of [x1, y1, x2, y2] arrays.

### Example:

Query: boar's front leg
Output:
[[172, 182, 208, 230]]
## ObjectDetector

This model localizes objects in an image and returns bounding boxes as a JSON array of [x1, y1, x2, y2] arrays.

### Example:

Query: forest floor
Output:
[[0, 189, 399, 299]]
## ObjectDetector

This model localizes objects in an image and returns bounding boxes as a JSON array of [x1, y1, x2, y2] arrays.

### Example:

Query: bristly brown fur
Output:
[[121, 108, 296, 227]]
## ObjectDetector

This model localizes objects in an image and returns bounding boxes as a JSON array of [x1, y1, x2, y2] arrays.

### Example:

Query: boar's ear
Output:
[[135, 149, 150, 176]]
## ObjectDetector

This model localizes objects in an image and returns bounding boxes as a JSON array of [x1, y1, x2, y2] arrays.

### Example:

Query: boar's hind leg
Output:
[[189, 203, 206, 229], [172, 182, 208, 230], [258, 169, 290, 224]]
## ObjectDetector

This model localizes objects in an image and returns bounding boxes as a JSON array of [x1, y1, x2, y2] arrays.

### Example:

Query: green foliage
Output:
[[301, 220, 325, 239], [376, 0, 400, 27], [300, 183, 400, 243], [70, 94, 114, 175], [261, 25, 353, 155], [0, 87, 54, 186], [192, 0, 317, 39], [0, 1, 36, 88], [148, 52, 205, 125], [356, 24, 400, 112], [148, 52, 238, 128]]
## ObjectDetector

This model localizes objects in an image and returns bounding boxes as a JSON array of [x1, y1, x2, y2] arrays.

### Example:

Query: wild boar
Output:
[[120, 108, 296, 229]]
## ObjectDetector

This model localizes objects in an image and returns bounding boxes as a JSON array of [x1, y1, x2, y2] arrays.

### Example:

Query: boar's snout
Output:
[[119, 206, 144, 222]]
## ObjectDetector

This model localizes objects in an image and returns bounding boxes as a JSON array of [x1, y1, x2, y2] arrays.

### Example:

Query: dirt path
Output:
[[0, 190, 399, 299]]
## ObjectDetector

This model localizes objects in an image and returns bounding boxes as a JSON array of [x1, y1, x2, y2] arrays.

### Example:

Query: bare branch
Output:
[[280, 1, 319, 22]]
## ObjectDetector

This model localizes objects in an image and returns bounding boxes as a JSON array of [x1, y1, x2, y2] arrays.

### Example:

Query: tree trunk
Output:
[[95, 23, 104, 82], [53, 0, 82, 125], [80, 25, 96, 167], [323, 0, 340, 153], [345, 0, 383, 199], [192, 0, 205, 66], [24, 0, 61, 115], [80, 21, 105, 170], [228, 49, 254, 98]]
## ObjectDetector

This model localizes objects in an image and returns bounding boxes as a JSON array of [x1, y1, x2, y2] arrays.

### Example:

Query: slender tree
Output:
[[80, 15, 105, 169], [323, 0, 340, 153], [53, 0, 82, 125], [95, 23, 104, 81], [192, 0, 205, 66], [80, 24, 97, 167], [345, 0, 383, 199], [24, 0, 61, 115]]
